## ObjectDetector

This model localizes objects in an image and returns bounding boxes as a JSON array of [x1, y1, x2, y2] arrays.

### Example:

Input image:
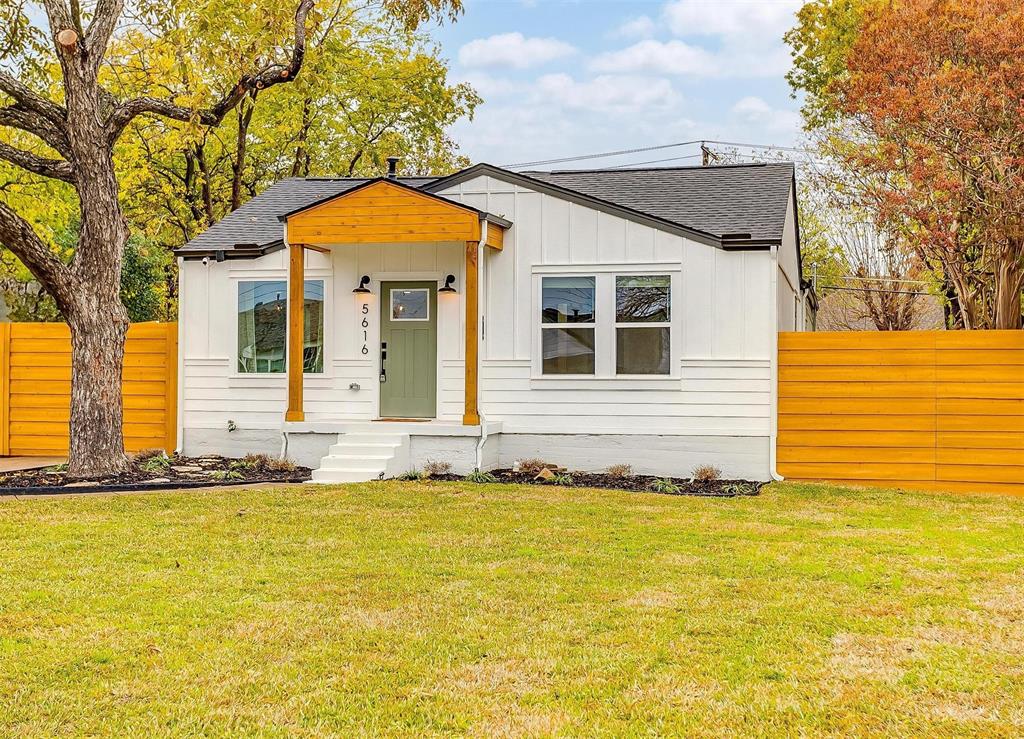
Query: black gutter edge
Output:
[[481, 212, 513, 229], [175, 239, 286, 261], [424, 162, 740, 250]]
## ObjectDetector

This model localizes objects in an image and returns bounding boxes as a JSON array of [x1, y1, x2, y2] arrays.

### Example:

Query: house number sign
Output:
[[361, 303, 370, 355]]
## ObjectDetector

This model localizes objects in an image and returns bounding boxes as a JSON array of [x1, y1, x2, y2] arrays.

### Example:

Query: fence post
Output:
[[165, 321, 178, 453], [0, 323, 10, 457]]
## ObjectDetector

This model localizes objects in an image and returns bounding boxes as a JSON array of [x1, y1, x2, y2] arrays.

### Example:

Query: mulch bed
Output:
[[0, 453, 311, 495], [0, 455, 758, 498], [429, 470, 762, 497]]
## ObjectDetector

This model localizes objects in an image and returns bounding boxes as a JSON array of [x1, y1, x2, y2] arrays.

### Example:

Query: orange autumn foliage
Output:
[[836, 0, 1024, 329]]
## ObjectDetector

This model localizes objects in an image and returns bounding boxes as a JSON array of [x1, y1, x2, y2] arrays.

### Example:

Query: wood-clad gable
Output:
[[287, 180, 481, 244]]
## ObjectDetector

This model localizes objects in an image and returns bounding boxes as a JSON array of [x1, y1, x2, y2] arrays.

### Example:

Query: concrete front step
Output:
[[311, 468, 387, 483], [311, 431, 411, 483], [326, 442, 402, 457], [317, 454, 394, 470]]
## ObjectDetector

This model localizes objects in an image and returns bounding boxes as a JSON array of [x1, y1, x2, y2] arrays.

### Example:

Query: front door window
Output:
[[390, 288, 430, 321]]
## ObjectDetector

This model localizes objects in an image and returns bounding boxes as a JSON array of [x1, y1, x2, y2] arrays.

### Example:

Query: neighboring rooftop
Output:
[[177, 162, 794, 256]]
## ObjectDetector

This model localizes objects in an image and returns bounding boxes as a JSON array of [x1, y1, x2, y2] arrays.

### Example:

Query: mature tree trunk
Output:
[[67, 297, 130, 475], [0, 0, 316, 477], [48, 3, 131, 475], [993, 252, 1024, 329]]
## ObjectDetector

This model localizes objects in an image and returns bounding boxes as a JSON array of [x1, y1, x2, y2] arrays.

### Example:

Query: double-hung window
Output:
[[541, 276, 596, 374], [237, 279, 324, 374], [540, 273, 672, 377], [615, 275, 671, 375]]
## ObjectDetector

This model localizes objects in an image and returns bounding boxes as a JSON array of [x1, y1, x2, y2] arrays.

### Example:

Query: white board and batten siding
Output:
[[436, 174, 774, 439], [180, 241, 468, 434]]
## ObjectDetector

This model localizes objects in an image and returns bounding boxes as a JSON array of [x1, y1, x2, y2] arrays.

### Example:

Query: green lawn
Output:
[[1, 481, 1023, 736]]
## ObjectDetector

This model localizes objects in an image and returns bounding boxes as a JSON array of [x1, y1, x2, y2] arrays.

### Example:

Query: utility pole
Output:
[[700, 142, 711, 166]]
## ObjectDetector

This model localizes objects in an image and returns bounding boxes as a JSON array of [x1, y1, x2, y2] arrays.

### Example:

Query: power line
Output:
[[605, 153, 702, 169], [503, 140, 702, 169], [836, 275, 932, 286], [702, 139, 812, 154], [502, 138, 827, 171], [818, 284, 932, 297]]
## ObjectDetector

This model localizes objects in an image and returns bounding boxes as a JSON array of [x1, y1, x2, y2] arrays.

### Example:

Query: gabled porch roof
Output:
[[281, 178, 509, 248]]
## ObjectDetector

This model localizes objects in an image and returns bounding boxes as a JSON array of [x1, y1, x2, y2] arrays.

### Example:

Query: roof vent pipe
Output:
[[386, 156, 400, 179]]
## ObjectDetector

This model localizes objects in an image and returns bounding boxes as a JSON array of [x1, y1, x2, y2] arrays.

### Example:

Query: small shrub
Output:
[[648, 477, 681, 494], [398, 469, 425, 481], [134, 448, 167, 462], [692, 464, 722, 483], [233, 453, 297, 473], [549, 473, 575, 486], [465, 469, 498, 484], [422, 460, 453, 477], [139, 455, 170, 473], [606, 463, 633, 478], [208, 470, 244, 482], [723, 482, 757, 496], [515, 458, 551, 475], [46, 463, 68, 473]]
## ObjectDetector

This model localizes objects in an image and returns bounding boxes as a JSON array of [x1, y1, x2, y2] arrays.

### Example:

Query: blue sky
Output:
[[428, 0, 804, 168]]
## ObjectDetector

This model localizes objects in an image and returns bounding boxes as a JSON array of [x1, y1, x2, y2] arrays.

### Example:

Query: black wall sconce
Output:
[[439, 274, 457, 294], [352, 275, 371, 294]]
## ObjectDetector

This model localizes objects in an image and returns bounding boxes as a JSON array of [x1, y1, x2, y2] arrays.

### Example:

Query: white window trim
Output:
[[228, 273, 332, 382], [531, 269, 681, 382]]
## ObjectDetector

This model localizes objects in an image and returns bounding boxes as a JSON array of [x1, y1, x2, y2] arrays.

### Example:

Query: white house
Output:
[[175, 161, 812, 481]]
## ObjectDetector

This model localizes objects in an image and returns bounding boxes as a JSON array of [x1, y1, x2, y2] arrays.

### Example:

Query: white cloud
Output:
[[593, 0, 801, 79], [458, 32, 576, 70], [614, 15, 657, 39], [663, 0, 801, 40], [731, 95, 773, 119], [535, 73, 681, 113], [730, 96, 800, 131], [590, 39, 718, 77]]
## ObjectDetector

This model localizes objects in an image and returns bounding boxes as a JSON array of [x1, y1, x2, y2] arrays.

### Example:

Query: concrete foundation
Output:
[[182, 428, 770, 481]]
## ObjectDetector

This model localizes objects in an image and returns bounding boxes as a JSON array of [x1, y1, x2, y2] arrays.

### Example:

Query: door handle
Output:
[[380, 342, 387, 383]]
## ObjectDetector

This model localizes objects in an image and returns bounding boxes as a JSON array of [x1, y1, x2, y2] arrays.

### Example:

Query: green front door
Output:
[[380, 282, 437, 418]]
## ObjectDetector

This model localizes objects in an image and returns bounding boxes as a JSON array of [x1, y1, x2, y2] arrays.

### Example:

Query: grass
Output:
[[1, 481, 1023, 736]]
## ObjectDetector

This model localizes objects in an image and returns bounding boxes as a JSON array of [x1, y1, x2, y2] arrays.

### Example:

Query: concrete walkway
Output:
[[0, 456, 64, 473]]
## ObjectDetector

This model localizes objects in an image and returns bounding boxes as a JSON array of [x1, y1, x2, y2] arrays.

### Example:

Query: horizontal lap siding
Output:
[[2, 322, 177, 456], [778, 330, 1024, 495], [480, 360, 771, 435]]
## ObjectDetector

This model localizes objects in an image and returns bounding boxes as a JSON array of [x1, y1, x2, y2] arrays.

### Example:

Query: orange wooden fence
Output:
[[0, 322, 177, 457], [778, 330, 1024, 495]]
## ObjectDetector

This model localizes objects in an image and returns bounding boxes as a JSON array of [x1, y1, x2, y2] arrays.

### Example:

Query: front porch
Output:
[[280, 178, 508, 428], [282, 419, 505, 482]]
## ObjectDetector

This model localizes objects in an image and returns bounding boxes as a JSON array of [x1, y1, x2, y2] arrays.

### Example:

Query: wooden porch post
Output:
[[286, 243, 305, 422], [463, 240, 480, 426]]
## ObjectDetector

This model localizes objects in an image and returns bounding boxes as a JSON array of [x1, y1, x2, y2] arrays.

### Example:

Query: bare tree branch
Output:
[[0, 199, 75, 308], [0, 105, 72, 157], [106, 0, 315, 141], [0, 141, 75, 182], [0, 71, 68, 126], [86, 0, 125, 70]]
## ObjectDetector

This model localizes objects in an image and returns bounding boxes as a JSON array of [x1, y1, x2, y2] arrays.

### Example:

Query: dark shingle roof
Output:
[[177, 163, 794, 256], [521, 163, 794, 242], [178, 177, 437, 254]]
